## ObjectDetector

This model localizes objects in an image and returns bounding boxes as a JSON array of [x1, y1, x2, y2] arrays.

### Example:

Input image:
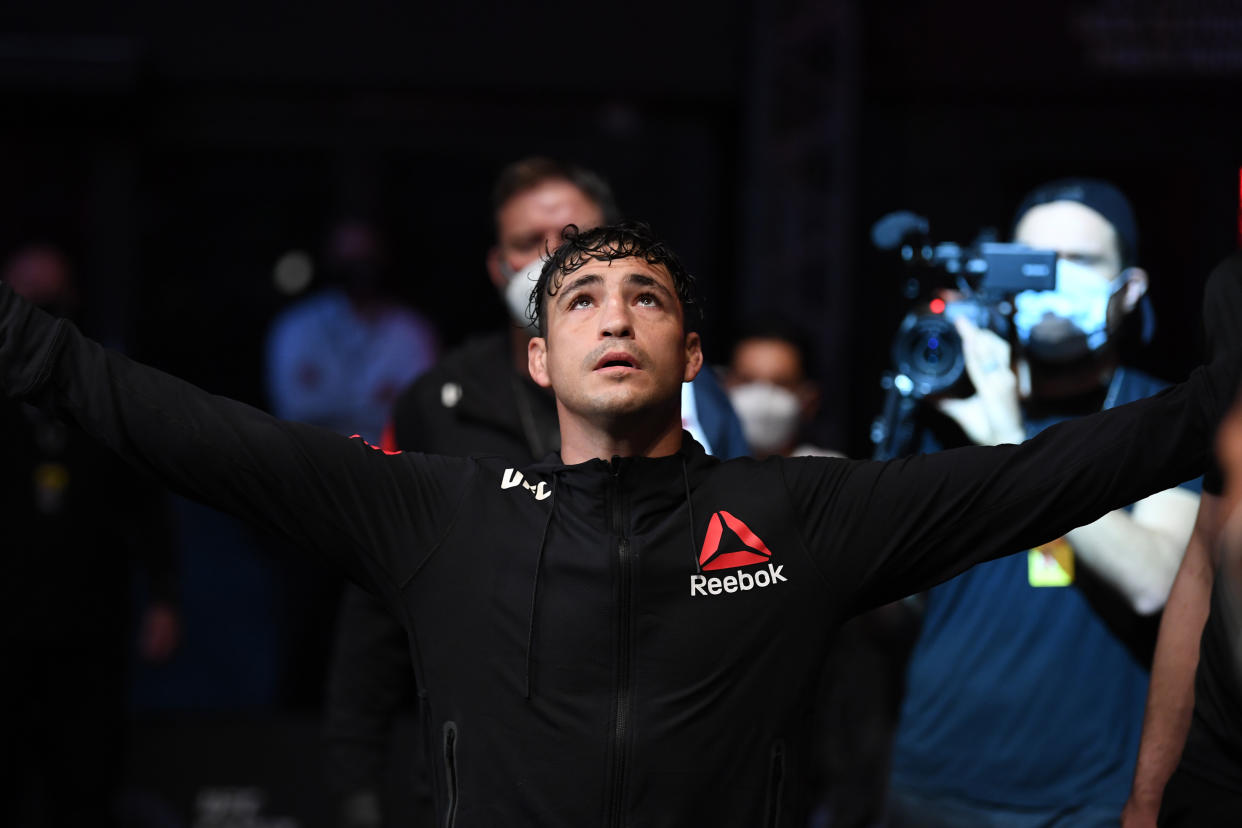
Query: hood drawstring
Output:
[[524, 473, 559, 699], [682, 457, 699, 573]]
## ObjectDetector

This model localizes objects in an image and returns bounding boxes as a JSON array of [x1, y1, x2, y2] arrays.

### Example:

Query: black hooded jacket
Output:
[[1, 282, 1231, 827]]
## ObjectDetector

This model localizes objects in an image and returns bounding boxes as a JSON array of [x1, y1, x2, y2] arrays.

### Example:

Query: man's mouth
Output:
[[594, 351, 641, 372]]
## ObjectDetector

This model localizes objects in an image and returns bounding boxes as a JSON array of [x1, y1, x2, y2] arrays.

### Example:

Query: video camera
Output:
[[869, 211, 1057, 459], [873, 211, 1057, 399]]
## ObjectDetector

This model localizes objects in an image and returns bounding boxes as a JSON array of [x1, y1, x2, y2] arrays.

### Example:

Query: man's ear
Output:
[[1119, 267, 1149, 313], [683, 332, 704, 383], [528, 335, 552, 389], [486, 247, 507, 292]]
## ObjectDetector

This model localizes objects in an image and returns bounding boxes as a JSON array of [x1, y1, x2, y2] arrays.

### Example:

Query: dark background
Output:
[[2, 0, 1239, 823], [2, 0, 1238, 451]]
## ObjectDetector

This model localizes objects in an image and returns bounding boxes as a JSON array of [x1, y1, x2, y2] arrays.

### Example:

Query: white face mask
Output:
[[728, 382, 801, 455], [500, 257, 545, 335], [1012, 258, 1125, 362]]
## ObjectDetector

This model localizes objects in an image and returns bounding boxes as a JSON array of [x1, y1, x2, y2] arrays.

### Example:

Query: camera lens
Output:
[[892, 311, 965, 398]]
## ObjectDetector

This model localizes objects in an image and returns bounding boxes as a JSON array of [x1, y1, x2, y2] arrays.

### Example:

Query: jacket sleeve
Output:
[[0, 282, 471, 595], [781, 355, 1239, 616]]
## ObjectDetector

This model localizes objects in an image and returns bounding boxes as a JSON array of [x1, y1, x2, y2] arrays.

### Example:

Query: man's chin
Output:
[[588, 396, 650, 421], [577, 388, 672, 424]]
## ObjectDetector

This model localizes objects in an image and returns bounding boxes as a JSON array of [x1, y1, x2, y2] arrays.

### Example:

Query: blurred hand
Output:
[[138, 601, 181, 662], [936, 318, 1025, 446]]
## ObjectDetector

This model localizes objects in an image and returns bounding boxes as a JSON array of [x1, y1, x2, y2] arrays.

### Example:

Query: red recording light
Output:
[[929, 298, 946, 314]]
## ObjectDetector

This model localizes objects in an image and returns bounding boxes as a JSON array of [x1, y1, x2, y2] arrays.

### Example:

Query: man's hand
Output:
[[936, 318, 1026, 446]]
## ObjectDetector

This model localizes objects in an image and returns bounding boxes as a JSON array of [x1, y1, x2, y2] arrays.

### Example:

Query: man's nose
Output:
[[599, 294, 633, 338]]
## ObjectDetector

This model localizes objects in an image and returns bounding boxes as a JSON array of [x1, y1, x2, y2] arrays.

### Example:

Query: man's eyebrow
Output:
[[559, 273, 602, 300], [625, 272, 674, 297]]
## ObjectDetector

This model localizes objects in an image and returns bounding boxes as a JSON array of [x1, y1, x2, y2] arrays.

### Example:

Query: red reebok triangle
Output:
[[699, 510, 772, 571]]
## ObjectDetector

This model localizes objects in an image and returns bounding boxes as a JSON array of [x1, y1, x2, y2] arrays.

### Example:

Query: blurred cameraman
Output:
[[887, 179, 1201, 827]]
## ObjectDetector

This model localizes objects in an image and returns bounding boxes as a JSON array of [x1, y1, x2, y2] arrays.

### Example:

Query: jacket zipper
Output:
[[607, 459, 633, 827], [443, 721, 459, 828]]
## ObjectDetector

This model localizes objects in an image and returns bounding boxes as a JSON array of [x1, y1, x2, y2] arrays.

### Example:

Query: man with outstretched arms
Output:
[[321, 157, 748, 828], [0, 222, 1232, 827]]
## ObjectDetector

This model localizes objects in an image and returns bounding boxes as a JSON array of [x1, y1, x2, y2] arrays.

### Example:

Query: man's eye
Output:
[[570, 295, 593, 309], [512, 237, 541, 253], [636, 293, 660, 307]]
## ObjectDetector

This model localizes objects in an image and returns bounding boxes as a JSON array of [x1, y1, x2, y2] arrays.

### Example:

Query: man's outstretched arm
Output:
[[1122, 493, 1221, 826], [938, 319, 1200, 615], [783, 356, 1237, 615], [0, 282, 470, 593]]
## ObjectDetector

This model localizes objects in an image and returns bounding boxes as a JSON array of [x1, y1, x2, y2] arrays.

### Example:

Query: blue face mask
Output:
[[1012, 258, 1125, 362]]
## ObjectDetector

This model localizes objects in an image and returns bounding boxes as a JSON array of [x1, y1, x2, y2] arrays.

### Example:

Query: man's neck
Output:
[[556, 403, 685, 465]]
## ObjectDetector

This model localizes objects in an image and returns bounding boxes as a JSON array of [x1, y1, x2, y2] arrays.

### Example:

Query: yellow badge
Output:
[[1028, 538, 1074, 587]]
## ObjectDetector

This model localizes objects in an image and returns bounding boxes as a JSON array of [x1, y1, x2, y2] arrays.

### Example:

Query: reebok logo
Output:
[[501, 468, 551, 501], [690, 563, 787, 597], [699, 510, 772, 570], [690, 510, 785, 597]]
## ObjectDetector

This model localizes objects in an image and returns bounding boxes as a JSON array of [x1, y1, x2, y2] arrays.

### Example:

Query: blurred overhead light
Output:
[[273, 250, 313, 296]]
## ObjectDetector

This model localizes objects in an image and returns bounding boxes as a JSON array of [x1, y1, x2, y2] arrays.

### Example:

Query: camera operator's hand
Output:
[[936, 318, 1026, 446]]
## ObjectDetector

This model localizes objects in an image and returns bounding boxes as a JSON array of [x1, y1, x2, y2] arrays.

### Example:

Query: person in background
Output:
[[723, 316, 838, 459], [1123, 251, 1242, 827], [321, 159, 748, 827], [0, 244, 179, 828], [264, 218, 440, 710], [265, 218, 438, 445], [887, 178, 1201, 826]]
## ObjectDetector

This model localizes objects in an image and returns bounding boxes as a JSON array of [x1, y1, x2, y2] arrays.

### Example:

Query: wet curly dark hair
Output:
[[527, 221, 702, 336]]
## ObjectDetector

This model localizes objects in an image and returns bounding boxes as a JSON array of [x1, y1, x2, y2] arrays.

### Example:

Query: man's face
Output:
[[527, 256, 702, 425], [1014, 200, 1122, 283], [727, 338, 805, 395], [1013, 199, 1146, 345], [724, 337, 819, 455], [491, 179, 607, 282]]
